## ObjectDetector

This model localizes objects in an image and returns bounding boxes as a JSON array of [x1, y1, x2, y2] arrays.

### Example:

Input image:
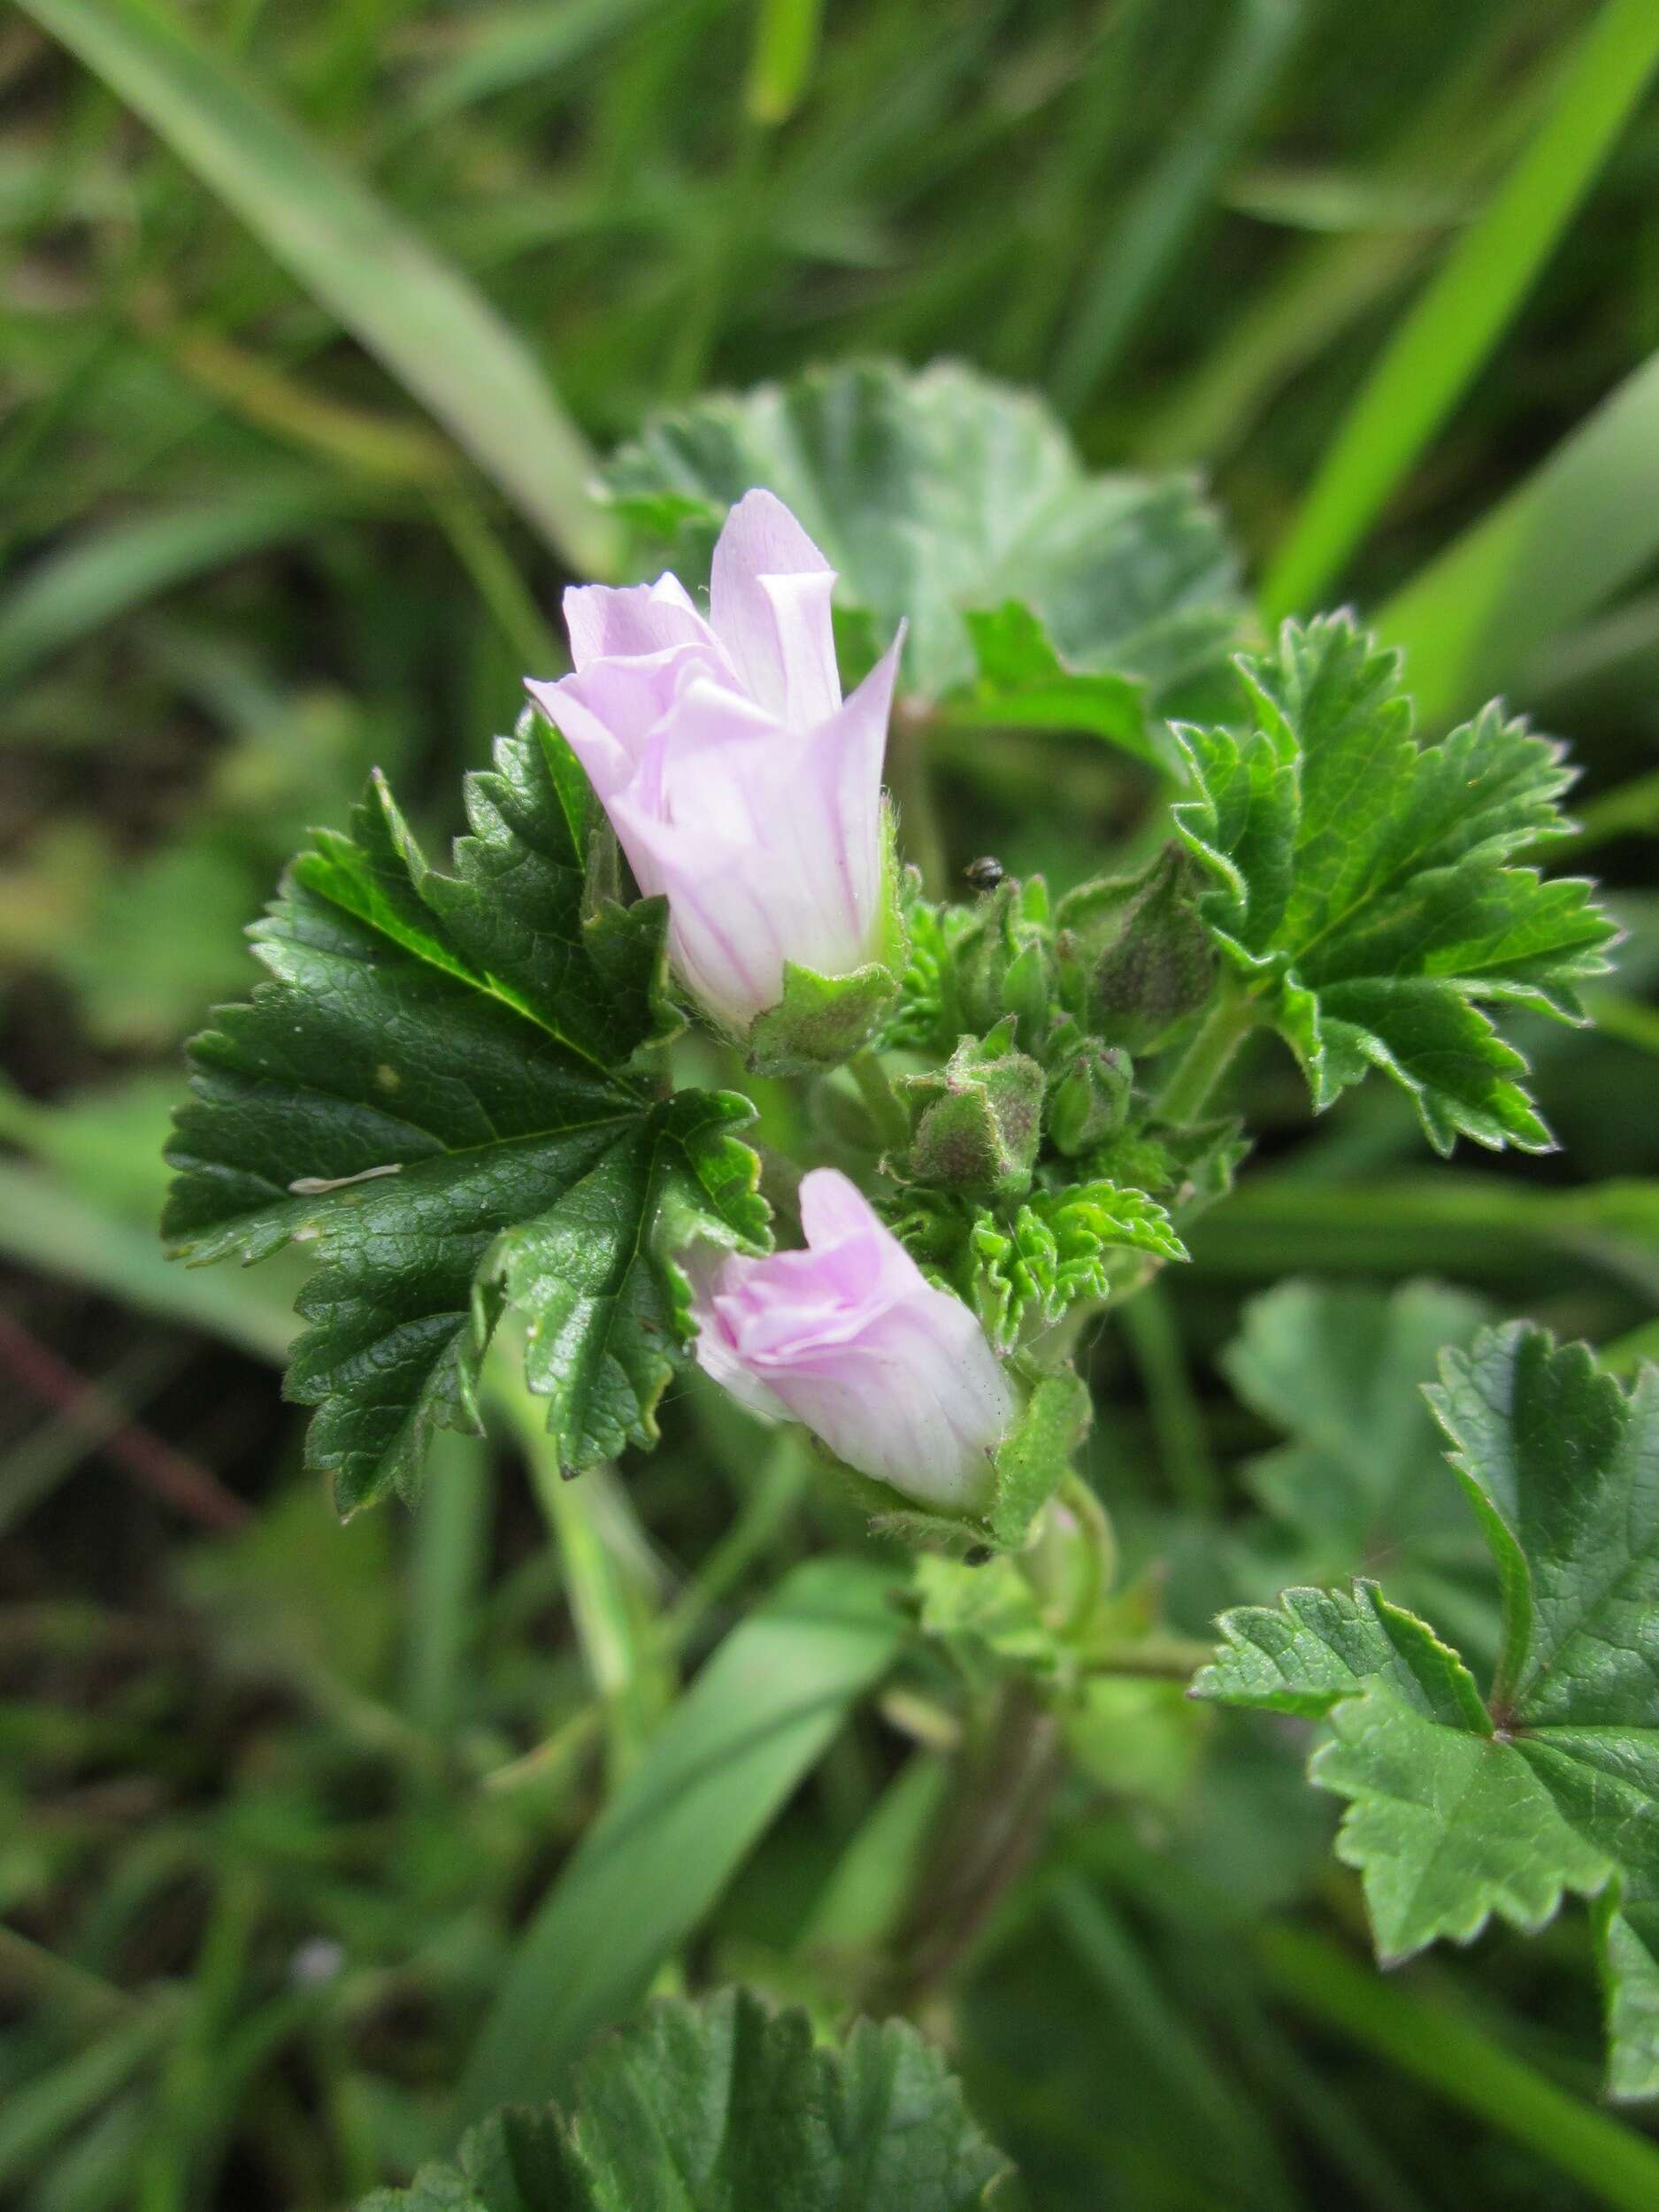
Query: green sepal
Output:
[[746, 958, 901, 1078], [897, 1017, 1045, 1197], [987, 1370, 1094, 1550], [743, 804, 906, 1075], [828, 1370, 1094, 1558], [1044, 1030, 1133, 1156]]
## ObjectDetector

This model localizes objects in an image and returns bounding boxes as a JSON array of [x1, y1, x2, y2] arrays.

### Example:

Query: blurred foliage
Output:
[[3, 0, 1659, 2206]]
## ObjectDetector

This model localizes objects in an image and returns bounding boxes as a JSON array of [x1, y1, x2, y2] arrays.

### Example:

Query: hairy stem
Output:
[[879, 1678, 1062, 2010], [849, 1048, 911, 1156], [1083, 1638, 1214, 1681], [1156, 983, 1259, 1125]]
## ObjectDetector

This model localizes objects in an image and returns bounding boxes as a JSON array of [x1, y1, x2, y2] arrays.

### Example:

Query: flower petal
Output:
[[530, 631, 740, 799], [563, 574, 713, 669], [710, 489, 841, 727]]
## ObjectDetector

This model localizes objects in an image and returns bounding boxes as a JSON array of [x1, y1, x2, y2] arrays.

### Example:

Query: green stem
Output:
[[1083, 1638, 1214, 1681], [849, 1048, 911, 1156], [1156, 986, 1258, 1125]]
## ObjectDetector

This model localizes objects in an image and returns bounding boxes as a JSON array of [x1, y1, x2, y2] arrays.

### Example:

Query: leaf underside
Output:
[[1197, 1323, 1659, 2098], [164, 715, 767, 1514]]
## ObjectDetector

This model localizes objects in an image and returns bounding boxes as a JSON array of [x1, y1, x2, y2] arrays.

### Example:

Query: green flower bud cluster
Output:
[[872, 849, 1243, 1356]]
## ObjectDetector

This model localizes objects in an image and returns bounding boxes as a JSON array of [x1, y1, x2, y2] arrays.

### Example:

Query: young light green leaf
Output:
[[164, 717, 766, 1513], [1172, 613, 1617, 1153], [372, 1989, 1013, 2211], [1199, 1323, 1659, 2097], [952, 603, 1163, 769], [603, 359, 1243, 718], [953, 1179, 1186, 1355]]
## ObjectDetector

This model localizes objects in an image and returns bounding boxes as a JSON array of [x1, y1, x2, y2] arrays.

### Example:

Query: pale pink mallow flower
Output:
[[689, 1168, 1015, 1511], [526, 489, 902, 1036]]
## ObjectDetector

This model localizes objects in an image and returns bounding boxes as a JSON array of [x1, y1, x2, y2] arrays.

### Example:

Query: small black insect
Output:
[[964, 855, 1006, 893]]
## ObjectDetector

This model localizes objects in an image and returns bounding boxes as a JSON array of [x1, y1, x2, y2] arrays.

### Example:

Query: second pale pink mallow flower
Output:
[[526, 489, 902, 1041], [689, 1169, 1016, 1511]]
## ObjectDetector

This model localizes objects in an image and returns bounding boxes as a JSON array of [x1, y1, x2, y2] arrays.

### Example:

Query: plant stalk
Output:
[[1156, 985, 1259, 1125]]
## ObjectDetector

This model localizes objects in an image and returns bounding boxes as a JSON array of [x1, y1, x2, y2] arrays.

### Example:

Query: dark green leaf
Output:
[[1194, 1579, 1490, 1728], [165, 718, 765, 1511], [1172, 614, 1617, 1152], [374, 1989, 1012, 2211], [1315, 1683, 1615, 1962]]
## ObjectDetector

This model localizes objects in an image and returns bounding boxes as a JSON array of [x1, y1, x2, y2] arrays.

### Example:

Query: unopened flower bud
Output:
[[899, 1018, 1044, 1197], [1047, 1037, 1133, 1156], [688, 1170, 1014, 1510]]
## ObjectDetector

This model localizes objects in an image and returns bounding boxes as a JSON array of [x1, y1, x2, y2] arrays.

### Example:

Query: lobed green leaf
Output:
[[165, 717, 766, 1512], [1199, 1321, 1659, 2096], [1171, 614, 1618, 1153], [371, 1988, 1012, 2211]]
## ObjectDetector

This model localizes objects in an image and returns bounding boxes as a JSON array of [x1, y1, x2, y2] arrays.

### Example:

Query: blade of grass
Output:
[[747, 0, 824, 126], [1187, 1171, 1659, 1295], [1095, 1828, 1659, 2212], [456, 1550, 905, 2117], [1051, 1878, 1297, 2209], [0, 2001, 177, 2188], [799, 1751, 949, 1958], [1601, 1317, 1659, 1376], [1379, 348, 1659, 724], [1262, 0, 1659, 620], [1117, 1282, 1219, 1515], [1134, 4, 1563, 465], [19, 0, 620, 576], [402, 0, 670, 128], [402, 1432, 491, 1747], [0, 488, 342, 689], [494, 1360, 669, 1782], [0, 1161, 294, 1363], [1049, 0, 1302, 416]]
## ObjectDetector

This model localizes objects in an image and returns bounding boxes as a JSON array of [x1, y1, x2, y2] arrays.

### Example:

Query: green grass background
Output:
[[3, 2, 1659, 2205]]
